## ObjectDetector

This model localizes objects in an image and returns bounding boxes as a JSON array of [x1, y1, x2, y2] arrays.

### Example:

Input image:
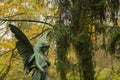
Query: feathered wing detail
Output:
[[34, 33, 50, 70], [31, 33, 50, 80], [9, 24, 34, 74]]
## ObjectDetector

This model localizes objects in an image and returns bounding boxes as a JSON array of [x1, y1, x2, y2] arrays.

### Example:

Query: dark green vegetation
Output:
[[54, 0, 120, 80], [0, 0, 120, 80]]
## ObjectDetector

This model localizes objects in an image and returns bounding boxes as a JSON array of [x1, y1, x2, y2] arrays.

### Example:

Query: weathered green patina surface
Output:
[[9, 24, 50, 80]]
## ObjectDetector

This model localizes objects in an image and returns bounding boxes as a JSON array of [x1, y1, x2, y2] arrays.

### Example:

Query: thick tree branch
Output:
[[0, 19, 55, 27]]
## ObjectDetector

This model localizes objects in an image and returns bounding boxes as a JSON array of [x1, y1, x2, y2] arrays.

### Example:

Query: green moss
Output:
[[68, 77, 79, 80]]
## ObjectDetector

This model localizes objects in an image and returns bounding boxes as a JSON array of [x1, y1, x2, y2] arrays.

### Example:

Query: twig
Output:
[[0, 48, 16, 57], [31, 28, 51, 40], [0, 21, 6, 26], [0, 52, 13, 80]]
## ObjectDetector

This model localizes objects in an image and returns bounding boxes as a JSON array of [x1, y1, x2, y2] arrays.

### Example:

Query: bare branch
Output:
[[31, 28, 51, 40], [0, 19, 55, 27], [0, 48, 16, 57], [0, 21, 6, 26]]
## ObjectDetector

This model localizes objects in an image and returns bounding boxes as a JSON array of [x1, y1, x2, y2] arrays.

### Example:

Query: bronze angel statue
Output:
[[9, 24, 50, 80]]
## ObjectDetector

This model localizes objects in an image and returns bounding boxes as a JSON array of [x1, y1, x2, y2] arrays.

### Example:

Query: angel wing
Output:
[[31, 33, 50, 80], [9, 24, 34, 74]]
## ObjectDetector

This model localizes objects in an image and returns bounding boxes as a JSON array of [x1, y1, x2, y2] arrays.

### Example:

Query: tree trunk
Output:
[[74, 34, 94, 80], [71, 0, 95, 80]]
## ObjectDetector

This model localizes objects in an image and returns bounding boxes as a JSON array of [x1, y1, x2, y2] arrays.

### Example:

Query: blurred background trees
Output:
[[0, 0, 120, 80]]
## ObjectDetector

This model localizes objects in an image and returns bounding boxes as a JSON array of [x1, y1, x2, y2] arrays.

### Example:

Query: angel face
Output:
[[39, 42, 50, 53]]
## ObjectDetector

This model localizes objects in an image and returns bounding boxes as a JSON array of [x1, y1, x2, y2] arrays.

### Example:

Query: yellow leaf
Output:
[[38, 4, 43, 10]]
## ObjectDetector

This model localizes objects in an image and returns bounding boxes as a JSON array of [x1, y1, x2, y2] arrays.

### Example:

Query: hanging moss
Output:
[[109, 28, 120, 55], [55, 27, 70, 80]]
